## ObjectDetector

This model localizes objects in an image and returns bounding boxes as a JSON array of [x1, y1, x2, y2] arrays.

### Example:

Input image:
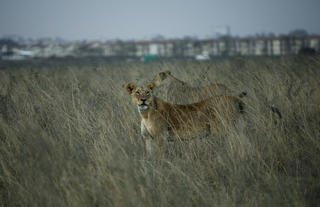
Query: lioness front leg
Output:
[[150, 121, 171, 153], [141, 121, 154, 154]]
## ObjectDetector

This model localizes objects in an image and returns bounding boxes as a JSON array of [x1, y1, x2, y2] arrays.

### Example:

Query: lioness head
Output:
[[153, 71, 171, 86], [126, 82, 156, 112]]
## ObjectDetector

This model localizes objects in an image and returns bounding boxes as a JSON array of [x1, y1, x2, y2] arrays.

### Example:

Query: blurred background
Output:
[[1, 1, 320, 206], [1, 0, 320, 61]]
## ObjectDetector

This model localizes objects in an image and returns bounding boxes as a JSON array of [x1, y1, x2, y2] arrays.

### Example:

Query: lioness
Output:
[[126, 82, 246, 153], [153, 71, 232, 104]]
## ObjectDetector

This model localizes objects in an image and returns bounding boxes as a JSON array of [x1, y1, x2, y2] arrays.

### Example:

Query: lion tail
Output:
[[238, 91, 247, 98], [270, 105, 282, 119], [237, 92, 247, 113]]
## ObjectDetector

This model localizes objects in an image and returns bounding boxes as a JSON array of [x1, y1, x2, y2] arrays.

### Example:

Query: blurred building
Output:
[[127, 35, 320, 58], [1, 35, 319, 60], [102, 35, 320, 59]]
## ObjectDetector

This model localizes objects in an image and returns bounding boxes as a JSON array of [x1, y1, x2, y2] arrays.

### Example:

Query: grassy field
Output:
[[0, 56, 320, 206]]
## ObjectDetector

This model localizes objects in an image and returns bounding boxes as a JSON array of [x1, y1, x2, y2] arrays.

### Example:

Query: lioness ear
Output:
[[158, 71, 168, 80], [158, 72, 165, 77], [146, 82, 155, 91], [126, 83, 136, 94]]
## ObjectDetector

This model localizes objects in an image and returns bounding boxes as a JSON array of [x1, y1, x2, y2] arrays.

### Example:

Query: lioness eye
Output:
[[146, 92, 150, 95], [135, 92, 140, 95]]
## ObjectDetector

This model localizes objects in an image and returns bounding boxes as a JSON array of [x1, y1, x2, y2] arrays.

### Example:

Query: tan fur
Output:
[[126, 82, 245, 153], [152, 71, 232, 104]]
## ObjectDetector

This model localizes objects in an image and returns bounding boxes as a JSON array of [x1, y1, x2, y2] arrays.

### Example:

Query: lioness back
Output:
[[167, 82, 231, 104], [153, 71, 231, 104], [157, 95, 244, 136]]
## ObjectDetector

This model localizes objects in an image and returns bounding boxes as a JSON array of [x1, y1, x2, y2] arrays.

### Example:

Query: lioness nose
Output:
[[141, 98, 147, 102]]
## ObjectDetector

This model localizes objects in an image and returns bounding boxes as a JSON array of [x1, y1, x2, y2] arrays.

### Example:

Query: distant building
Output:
[[1, 35, 319, 60]]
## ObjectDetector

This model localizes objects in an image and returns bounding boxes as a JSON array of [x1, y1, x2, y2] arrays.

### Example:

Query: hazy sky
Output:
[[1, 0, 319, 40]]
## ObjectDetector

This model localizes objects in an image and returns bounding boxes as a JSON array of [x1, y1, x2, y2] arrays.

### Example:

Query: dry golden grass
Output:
[[0, 56, 320, 206]]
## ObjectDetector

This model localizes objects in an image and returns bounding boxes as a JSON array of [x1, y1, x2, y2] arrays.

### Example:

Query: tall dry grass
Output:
[[0, 56, 320, 206]]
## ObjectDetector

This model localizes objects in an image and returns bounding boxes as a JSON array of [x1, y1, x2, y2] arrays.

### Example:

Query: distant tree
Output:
[[183, 35, 198, 40], [172, 40, 185, 57], [255, 33, 266, 37], [123, 42, 137, 56], [151, 35, 165, 41], [289, 29, 308, 37], [298, 47, 316, 56], [267, 33, 276, 38], [218, 35, 233, 56], [0, 39, 19, 48]]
